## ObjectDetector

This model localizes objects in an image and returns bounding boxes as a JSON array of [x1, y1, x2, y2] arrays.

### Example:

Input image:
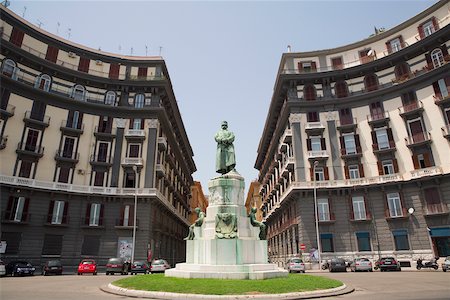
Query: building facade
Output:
[[245, 181, 263, 221], [0, 6, 196, 268], [255, 1, 450, 267]]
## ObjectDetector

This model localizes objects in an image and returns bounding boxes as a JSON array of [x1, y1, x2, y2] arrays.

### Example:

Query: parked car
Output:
[[442, 256, 450, 272], [5, 261, 36, 276], [150, 259, 171, 273], [77, 259, 97, 275], [329, 258, 347, 272], [349, 258, 373, 272], [106, 258, 129, 275], [285, 258, 306, 273], [130, 261, 149, 275], [0, 260, 6, 276], [378, 257, 401, 272], [42, 260, 63, 276]]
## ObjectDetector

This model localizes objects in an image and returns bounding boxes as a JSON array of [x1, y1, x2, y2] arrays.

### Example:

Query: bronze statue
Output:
[[249, 207, 267, 240], [215, 121, 236, 174], [184, 207, 205, 240]]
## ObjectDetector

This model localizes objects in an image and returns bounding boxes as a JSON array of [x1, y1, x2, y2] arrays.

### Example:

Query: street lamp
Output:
[[131, 165, 138, 264], [313, 160, 321, 268]]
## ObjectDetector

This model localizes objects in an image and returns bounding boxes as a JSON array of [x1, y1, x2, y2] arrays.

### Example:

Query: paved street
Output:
[[0, 271, 449, 300]]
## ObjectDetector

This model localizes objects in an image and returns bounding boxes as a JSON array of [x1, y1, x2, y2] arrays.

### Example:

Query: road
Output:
[[0, 271, 449, 300]]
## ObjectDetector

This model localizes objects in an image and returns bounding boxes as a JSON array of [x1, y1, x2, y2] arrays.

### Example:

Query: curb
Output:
[[100, 283, 354, 300]]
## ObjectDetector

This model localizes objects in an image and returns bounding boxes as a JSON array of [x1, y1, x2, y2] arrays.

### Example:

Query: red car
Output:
[[77, 259, 97, 275]]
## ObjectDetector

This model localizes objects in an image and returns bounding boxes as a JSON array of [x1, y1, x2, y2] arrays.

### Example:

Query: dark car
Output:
[[130, 261, 149, 275], [106, 258, 129, 275], [42, 260, 63, 276], [329, 258, 347, 272], [5, 261, 36, 276], [379, 257, 401, 272]]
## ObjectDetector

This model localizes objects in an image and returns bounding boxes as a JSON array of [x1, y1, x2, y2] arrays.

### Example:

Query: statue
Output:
[[215, 121, 236, 174], [249, 207, 267, 240], [215, 212, 238, 239], [184, 208, 205, 240]]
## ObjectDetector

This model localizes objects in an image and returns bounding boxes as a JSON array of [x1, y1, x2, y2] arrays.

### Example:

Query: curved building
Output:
[[0, 6, 196, 267], [256, 0, 450, 267]]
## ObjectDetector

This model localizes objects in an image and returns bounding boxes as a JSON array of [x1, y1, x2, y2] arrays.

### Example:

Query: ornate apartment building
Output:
[[0, 6, 196, 267], [256, 0, 450, 267]]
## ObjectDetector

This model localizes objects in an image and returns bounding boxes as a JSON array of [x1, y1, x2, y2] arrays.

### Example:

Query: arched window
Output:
[[334, 81, 348, 98], [71, 84, 86, 101], [303, 85, 316, 101], [431, 49, 444, 68], [105, 91, 117, 106], [394, 63, 410, 81], [364, 73, 379, 92], [34, 74, 52, 91], [1, 59, 18, 79], [134, 94, 145, 108]]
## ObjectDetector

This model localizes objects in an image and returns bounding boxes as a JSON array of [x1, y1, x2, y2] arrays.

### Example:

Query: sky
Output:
[[7, 0, 438, 193]]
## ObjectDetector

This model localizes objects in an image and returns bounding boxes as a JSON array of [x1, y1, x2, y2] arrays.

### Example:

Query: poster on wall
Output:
[[117, 237, 133, 261]]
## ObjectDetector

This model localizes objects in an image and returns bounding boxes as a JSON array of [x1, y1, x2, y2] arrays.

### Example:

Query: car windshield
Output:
[[358, 258, 370, 262], [133, 261, 145, 266], [17, 262, 31, 267], [108, 258, 122, 264], [152, 260, 165, 265], [290, 259, 302, 263], [331, 258, 344, 263], [47, 260, 61, 267], [82, 260, 95, 265]]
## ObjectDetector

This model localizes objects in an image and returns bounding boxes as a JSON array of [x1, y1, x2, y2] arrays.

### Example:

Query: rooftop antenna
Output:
[[1, 0, 11, 8], [57, 22, 60, 35], [145, 45, 148, 56], [22, 6, 27, 18], [36, 19, 44, 28], [67, 28, 71, 40], [130, 47, 133, 56], [287, 45, 291, 53], [118, 45, 122, 54], [159, 46, 162, 56]]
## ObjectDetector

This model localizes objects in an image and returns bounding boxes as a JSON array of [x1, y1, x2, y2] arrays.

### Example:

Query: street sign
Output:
[[300, 243, 306, 251]]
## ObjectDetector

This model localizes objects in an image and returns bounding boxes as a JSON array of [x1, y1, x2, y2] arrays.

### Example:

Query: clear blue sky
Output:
[[8, 0, 437, 193]]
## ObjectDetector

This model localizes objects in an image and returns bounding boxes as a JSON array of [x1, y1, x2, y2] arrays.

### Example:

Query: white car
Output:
[[442, 256, 450, 272], [0, 260, 5, 276], [150, 259, 171, 273], [286, 258, 306, 273]]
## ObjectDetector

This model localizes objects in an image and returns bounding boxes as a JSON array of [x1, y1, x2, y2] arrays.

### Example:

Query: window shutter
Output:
[[23, 198, 30, 222], [129, 118, 134, 129], [387, 128, 394, 147], [340, 136, 346, 155], [47, 200, 55, 223], [99, 204, 104, 226], [310, 168, 314, 180], [363, 196, 370, 219], [432, 16, 439, 30], [425, 53, 433, 69], [78, 57, 90, 73], [120, 206, 125, 224], [433, 81, 442, 98], [412, 155, 420, 169], [399, 192, 406, 215], [129, 205, 135, 226], [10, 27, 24, 47], [45, 46, 59, 63], [328, 198, 334, 220], [85, 204, 91, 225], [344, 165, 349, 179], [138, 67, 148, 78], [359, 164, 365, 178], [324, 167, 329, 180], [377, 161, 383, 175], [418, 25, 425, 39], [141, 119, 145, 129], [423, 152, 431, 167], [62, 202, 69, 224], [306, 139, 312, 151], [109, 64, 120, 79], [399, 36, 405, 48], [440, 45, 448, 57], [371, 131, 377, 146], [383, 192, 389, 218], [6, 196, 14, 220], [393, 159, 399, 173], [321, 138, 326, 150], [298, 62, 303, 72], [355, 134, 361, 153], [386, 41, 392, 54], [311, 61, 317, 71], [348, 196, 354, 219]]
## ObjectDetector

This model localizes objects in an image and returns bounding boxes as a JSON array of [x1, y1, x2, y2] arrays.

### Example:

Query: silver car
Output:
[[286, 258, 306, 273], [150, 259, 171, 273], [442, 256, 450, 272], [0, 260, 5, 276], [350, 258, 373, 272]]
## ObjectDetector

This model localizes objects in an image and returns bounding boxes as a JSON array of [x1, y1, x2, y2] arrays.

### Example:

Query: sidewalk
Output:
[[101, 283, 354, 300]]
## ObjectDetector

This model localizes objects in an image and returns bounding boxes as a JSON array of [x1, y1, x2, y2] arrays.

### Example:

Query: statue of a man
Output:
[[184, 208, 205, 240], [249, 207, 267, 240], [215, 121, 236, 174]]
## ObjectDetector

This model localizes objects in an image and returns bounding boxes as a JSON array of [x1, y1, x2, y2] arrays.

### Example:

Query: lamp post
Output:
[[131, 165, 138, 264], [313, 160, 321, 268]]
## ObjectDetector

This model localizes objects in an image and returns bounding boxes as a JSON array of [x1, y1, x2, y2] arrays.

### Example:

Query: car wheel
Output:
[[369, 269, 373, 272], [443, 269, 447, 272], [78, 273, 81, 275], [433, 265, 438, 270], [93, 272, 97, 275]]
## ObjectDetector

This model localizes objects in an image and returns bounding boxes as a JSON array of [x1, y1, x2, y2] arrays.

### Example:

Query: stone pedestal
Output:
[[166, 170, 287, 280]]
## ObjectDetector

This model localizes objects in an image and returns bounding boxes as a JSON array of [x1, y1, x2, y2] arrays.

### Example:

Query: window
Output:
[[311, 136, 322, 151], [105, 91, 117, 106], [45, 45, 59, 63], [50, 200, 65, 224], [25, 129, 40, 150], [422, 20, 435, 37], [10, 27, 25, 47], [62, 137, 75, 158], [109, 63, 120, 79], [78, 57, 90, 73], [81, 235, 100, 256], [394, 63, 410, 80], [343, 135, 356, 155], [352, 196, 366, 220], [133, 118, 142, 129], [128, 144, 140, 158], [335, 81, 348, 98], [71, 85, 86, 101], [88, 203, 102, 226], [298, 61, 317, 72], [58, 166, 70, 183], [317, 198, 330, 221], [67, 110, 82, 129], [124, 171, 136, 188], [339, 108, 353, 125], [370, 102, 384, 120], [356, 232, 371, 252], [1, 59, 17, 79], [364, 73, 378, 91], [97, 142, 109, 162], [331, 57, 343, 70], [34, 74, 51, 91], [307, 111, 319, 122], [408, 119, 425, 143], [348, 165, 360, 179], [303, 85, 316, 101], [134, 94, 145, 108], [5, 196, 29, 222], [314, 167, 324, 181], [320, 233, 334, 252], [431, 49, 444, 68], [18, 160, 33, 178], [42, 234, 63, 255], [375, 128, 389, 149], [393, 230, 410, 251], [138, 67, 148, 78], [382, 160, 394, 175], [387, 192, 403, 217], [435, 79, 449, 99], [1, 232, 21, 254], [388, 37, 403, 53], [94, 171, 105, 187], [121, 205, 135, 226]]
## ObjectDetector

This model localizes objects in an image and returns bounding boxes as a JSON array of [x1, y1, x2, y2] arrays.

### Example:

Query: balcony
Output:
[[336, 118, 357, 132], [0, 103, 15, 119], [125, 129, 146, 140], [385, 207, 408, 220], [442, 125, 450, 140], [115, 218, 139, 229], [94, 126, 116, 140], [398, 101, 424, 118], [372, 141, 396, 154], [121, 157, 144, 166], [2, 210, 31, 224], [410, 166, 442, 179], [158, 137, 167, 150], [280, 157, 294, 176], [60, 120, 84, 135], [44, 215, 69, 226], [16, 142, 44, 158], [307, 150, 328, 160], [156, 163, 166, 177], [81, 217, 105, 228], [23, 111, 50, 128], [405, 132, 432, 148], [318, 212, 336, 223], [55, 150, 79, 164], [0, 136, 7, 150], [423, 203, 449, 216], [89, 155, 113, 166], [367, 111, 390, 127], [434, 93, 450, 107], [340, 147, 362, 159], [305, 122, 325, 134], [280, 128, 292, 143]]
